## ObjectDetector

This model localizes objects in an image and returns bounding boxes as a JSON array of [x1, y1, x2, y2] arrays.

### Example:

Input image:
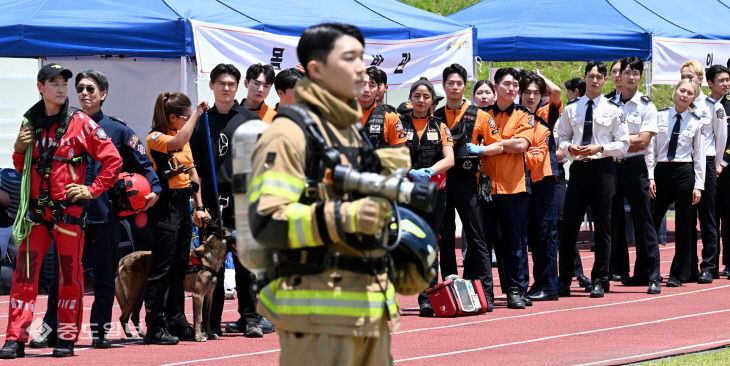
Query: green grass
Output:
[[402, 1, 727, 364], [642, 346, 730, 365]]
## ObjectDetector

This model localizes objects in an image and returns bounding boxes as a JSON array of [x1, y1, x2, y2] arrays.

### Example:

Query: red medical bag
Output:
[[425, 276, 489, 317]]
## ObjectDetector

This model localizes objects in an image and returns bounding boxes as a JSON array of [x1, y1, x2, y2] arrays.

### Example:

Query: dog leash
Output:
[[202, 110, 225, 235]]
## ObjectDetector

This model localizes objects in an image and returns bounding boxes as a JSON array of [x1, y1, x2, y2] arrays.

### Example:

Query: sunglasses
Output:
[[76, 85, 96, 94]]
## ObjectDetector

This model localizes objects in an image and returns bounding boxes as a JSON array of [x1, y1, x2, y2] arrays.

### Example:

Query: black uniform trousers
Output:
[[611, 156, 661, 281], [209, 207, 260, 331], [690, 157, 718, 276], [144, 188, 193, 328], [42, 220, 120, 339], [559, 158, 615, 287], [557, 163, 587, 278], [485, 193, 529, 293], [652, 162, 695, 282], [718, 168, 730, 269], [442, 171, 492, 297], [527, 177, 559, 294], [415, 189, 447, 305]]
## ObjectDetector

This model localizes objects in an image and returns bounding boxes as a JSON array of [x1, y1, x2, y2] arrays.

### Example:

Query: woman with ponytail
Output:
[[143, 92, 208, 345]]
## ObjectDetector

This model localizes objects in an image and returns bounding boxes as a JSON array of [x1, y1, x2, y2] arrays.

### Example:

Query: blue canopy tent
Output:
[[0, 0, 471, 58], [449, 0, 652, 61], [607, 0, 730, 39]]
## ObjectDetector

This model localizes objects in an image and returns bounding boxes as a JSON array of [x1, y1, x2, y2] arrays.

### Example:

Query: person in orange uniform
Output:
[[520, 74, 561, 301], [401, 78, 454, 316], [242, 64, 277, 123], [434, 64, 496, 309], [143, 92, 209, 345], [472, 67, 534, 309], [359, 66, 405, 147]]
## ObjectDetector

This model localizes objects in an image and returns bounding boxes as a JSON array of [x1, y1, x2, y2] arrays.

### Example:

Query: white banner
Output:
[[652, 36, 730, 85], [190, 20, 474, 89]]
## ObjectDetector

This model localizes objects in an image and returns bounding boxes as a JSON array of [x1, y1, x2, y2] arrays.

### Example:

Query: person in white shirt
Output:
[[648, 78, 705, 287], [556, 61, 630, 298], [679, 60, 726, 282]]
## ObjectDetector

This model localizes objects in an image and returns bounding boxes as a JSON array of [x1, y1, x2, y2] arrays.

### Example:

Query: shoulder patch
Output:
[[150, 131, 163, 141], [527, 114, 535, 127], [718, 108, 726, 120], [127, 134, 140, 149], [567, 98, 580, 105], [95, 127, 107, 140], [108, 115, 127, 125], [136, 143, 146, 155], [640, 95, 652, 104]]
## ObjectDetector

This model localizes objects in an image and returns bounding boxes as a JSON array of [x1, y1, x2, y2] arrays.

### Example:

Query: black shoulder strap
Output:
[[432, 106, 446, 124], [274, 104, 331, 185]]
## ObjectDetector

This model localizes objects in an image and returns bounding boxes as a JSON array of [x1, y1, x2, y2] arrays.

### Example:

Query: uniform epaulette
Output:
[[514, 104, 532, 114], [689, 102, 696, 109], [640, 95, 652, 104], [659, 107, 671, 111], [108, 115, 127, 125], [567, 98, 580, 105], [707, 96, 717, 103], [690, 111, 701, 119], [608, 98, 621, 107]]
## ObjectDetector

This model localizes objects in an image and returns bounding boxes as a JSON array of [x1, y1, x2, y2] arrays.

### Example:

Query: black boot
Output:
[[52, 339, 74, 357], [29, 325, 57, 348], [143, 327, 179, 345], [507, 287, 526, 309], [0, 340, 25, 359]]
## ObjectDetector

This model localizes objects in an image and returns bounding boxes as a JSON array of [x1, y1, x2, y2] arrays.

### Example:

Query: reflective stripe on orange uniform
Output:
[[361, 102, 406, 145], [478, 104, 534, 194], [526, 121, 552, 182], [146, 130, 194, 189]]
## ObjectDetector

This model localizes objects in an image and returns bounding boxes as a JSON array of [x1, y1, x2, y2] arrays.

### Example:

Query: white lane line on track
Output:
[[392, 284, 730, 335], [151, 285, 730, 365], [25, 340, 143, 357], [158, 349, 281, 366], [392, 308, 730, 363], [572, 338, 730, 366]]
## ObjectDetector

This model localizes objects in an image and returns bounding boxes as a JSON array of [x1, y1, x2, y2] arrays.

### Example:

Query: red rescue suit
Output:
[[7, 100, 121, 342]]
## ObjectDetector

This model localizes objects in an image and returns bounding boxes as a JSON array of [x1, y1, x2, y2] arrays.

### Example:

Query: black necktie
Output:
[[581, 99, 594, 146], [667, 114, 681, 161]]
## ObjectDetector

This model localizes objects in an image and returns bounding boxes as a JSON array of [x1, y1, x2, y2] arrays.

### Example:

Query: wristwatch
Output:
[[195, 206, 206, 212], [599, 145, 604, 153]]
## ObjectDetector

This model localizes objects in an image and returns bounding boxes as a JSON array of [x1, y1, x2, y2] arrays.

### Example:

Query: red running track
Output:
[[1, 220, 729, 365]]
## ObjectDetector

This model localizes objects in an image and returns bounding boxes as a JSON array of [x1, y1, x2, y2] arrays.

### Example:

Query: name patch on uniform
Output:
[[150, 132, 163, 141], [427, 131, 438, 141], [127, 134, 139, 148], [95, 128, 107, 140], [406, 131, 414, 140], [369, 124, 381, 133]]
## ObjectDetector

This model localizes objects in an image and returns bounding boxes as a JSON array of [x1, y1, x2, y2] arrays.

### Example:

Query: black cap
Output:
[[37, 63, 72, 82], [397, 101, 413, 115]]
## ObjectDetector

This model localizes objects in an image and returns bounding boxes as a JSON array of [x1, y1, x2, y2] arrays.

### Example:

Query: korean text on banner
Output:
[[190, 20, 474, 88], [652, 36, 730, 86]]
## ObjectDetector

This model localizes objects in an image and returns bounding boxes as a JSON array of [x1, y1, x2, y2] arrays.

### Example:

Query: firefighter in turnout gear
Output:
[[249, 23, 399, 365], [0, 64, 122, 359]]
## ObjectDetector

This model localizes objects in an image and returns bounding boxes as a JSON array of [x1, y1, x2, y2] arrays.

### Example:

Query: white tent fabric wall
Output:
[[44, 56, 198, 141]]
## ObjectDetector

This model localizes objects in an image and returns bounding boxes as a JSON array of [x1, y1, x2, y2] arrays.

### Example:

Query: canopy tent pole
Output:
[[181, 56, 188, 96], [645, 59, 652, 97]]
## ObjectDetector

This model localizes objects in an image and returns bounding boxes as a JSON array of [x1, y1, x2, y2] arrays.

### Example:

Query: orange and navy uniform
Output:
[[361, 102, 406, 146], [404, 115, 453, 189], [525, 118, 552, 182], [474, 103, 534, 194], [146, 130, 195, 189], [248, 100, 277, 123]]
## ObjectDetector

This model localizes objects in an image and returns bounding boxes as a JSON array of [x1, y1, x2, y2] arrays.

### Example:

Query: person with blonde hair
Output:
[[647, 78, 705, 288]]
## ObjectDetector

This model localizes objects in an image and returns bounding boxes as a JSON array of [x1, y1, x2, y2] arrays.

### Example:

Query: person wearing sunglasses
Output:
[[143, 92, 208, 345], [28, 70, 162, 350], [188, 63, 271, 339]]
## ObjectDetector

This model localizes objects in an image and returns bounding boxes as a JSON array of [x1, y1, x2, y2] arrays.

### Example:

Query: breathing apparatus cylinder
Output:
[[231, 119, 270, 275]]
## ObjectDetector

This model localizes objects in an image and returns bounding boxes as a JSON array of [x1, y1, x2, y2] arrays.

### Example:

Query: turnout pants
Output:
[[6, 212, 85, 342], [442, 172, 493, 297], [653, 162, 695, 282], [144, 188, 193, 328], [43, 220, 120, 339], [559, 159, 615, 287], [690, 157, 718, 275], [528, 177, 559, 294], [278, 317, 392, 366], [611, 156, 661, 281]]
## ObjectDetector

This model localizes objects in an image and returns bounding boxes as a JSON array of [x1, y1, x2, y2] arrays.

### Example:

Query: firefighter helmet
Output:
[[389, 206, 438, 295], [113, 172, 151, 216]]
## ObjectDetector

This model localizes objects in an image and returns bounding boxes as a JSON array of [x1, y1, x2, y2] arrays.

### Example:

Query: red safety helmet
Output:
[[113, 172, 151, 216]]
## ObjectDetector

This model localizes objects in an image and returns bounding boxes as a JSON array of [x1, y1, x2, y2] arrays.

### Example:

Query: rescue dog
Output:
[[115, 227, 233, 342]]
